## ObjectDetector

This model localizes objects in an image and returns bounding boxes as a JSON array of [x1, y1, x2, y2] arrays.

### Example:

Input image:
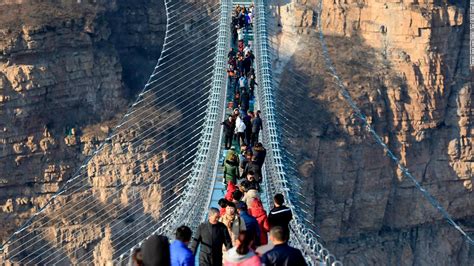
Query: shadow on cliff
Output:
[[105, 0, 166, 99], [273, 29, 474, 264]]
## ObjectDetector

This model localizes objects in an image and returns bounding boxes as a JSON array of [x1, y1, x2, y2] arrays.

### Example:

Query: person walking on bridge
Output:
[[248, 75, 257, 99], [248, 198, 270, 246], [236, 202, 261, 248], [228, 66, 238, 92], [232, 25, 238, 46], [170, 225, 194, 266], [240, 150, 252, 176], [191, 208, 232, 266], [252, 143, 266, 168], [240, 171, 261, 192], [243, 44, 251, 56], [251, 111, 262, 146], [228, 48, 236, 59], [243, 156, 262, 183], [243, 111, 252, 146], [267, 194, 293, 235], [243, 53, 252, 76], [261, 226, 307, 266], [219, 198, 230, 216], [239, 75, 248, 90], [224, 154, 240, 189], [242, 188, 260, 208], [233, 91, 241, 112], [222, 115, 235, 150], [228, 56, 237, 70], [240, 89, 250, 113], [220, 202, 247, 246], [223, 231, 261, 266], [235, 115, 247, 146], [141, 234, 171, 266]]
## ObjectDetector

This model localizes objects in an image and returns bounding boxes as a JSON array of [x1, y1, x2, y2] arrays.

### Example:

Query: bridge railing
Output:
[[166, 0, 232, 234], [116, 0, 231, 263], [252, 0, 342, 265]]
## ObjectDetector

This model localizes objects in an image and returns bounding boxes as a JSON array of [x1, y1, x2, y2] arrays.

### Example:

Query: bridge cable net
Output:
[[0, 0, 224, 264], [262, 3, 324, 236], [262, 9, 351, 261], [253, 0, 342, 265], [115, 0, 232, 263], [265, 0, 473, 251]]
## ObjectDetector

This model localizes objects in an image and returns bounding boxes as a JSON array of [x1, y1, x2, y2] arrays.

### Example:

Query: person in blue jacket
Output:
[[170, 225, 194, 266], [236, 201, 261, 248]]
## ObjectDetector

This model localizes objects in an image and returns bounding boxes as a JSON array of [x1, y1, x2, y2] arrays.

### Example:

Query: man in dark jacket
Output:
[[249, 74, 257, 98], [237, 56, 245, 76], [242, 54, 252, 76], [261, 226, 307, 266], [244, 156, 262, 183], [236, 202, 261, 247], [240, 89, 250, 113], [191, 208, 232, 266], [232, 25, 238, 44], [252, 142, 266, 167], [243, 111, 252, 146], [240, 171, 261, 192], [221, 115, 235, 150], [247, 50, 255, 63], [228, 48, 236, 59], [267, 194, 293, 234], [251, 111, 263, 146]]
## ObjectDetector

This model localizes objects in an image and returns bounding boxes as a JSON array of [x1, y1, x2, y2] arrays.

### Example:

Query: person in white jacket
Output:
[[237, 27, 244, 41], [243, 44, 251, 56], [238, 75, 247, 89], [235, 115, 247, 146]]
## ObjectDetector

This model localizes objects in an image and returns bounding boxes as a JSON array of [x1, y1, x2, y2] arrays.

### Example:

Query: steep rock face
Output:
[[0, 0, 166, 260], [269, 0, 472, 264]]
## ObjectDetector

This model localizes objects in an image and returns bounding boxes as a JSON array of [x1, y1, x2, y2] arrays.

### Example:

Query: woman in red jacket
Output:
[[225, 181, 237, 202], [247, 197, 270, 245]]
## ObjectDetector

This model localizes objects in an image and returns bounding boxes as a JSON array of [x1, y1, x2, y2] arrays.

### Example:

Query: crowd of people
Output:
[[129, 4, 308, 266], [131, 193, 305, 266]]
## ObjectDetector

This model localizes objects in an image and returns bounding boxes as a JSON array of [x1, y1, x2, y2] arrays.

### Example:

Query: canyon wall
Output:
[[0, 0, 220, 263], [0, 0, 167, 263], [270, 0, 472, 265]]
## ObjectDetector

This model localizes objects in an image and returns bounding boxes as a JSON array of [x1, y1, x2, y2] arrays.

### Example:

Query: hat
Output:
[[236, 201, 247, 210], [230, 146, 236, 150]]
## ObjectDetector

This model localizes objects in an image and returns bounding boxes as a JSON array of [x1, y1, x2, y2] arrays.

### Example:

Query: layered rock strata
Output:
[[0, 0, 167, 263], [270, 0, 473, 264]]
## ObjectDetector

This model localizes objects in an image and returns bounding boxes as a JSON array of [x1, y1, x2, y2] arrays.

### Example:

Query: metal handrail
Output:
[[252, 0, 342, 265], [115, 0, 231, 263]]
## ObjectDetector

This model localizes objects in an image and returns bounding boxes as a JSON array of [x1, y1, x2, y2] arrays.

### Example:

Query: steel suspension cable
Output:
[[11, 101, 211, 263], [3, 73, 215, 258], [0, 0, 220, 254], [1, 0, 224, 262]]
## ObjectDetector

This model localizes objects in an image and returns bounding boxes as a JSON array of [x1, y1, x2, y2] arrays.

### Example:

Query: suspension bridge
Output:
[[1, 0, 472, 265]]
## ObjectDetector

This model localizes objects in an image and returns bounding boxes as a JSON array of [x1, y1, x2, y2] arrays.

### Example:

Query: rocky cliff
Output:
[[270, 0, 472, 264], [0, 0, 167, 263], [0, 0, 220, 263]]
